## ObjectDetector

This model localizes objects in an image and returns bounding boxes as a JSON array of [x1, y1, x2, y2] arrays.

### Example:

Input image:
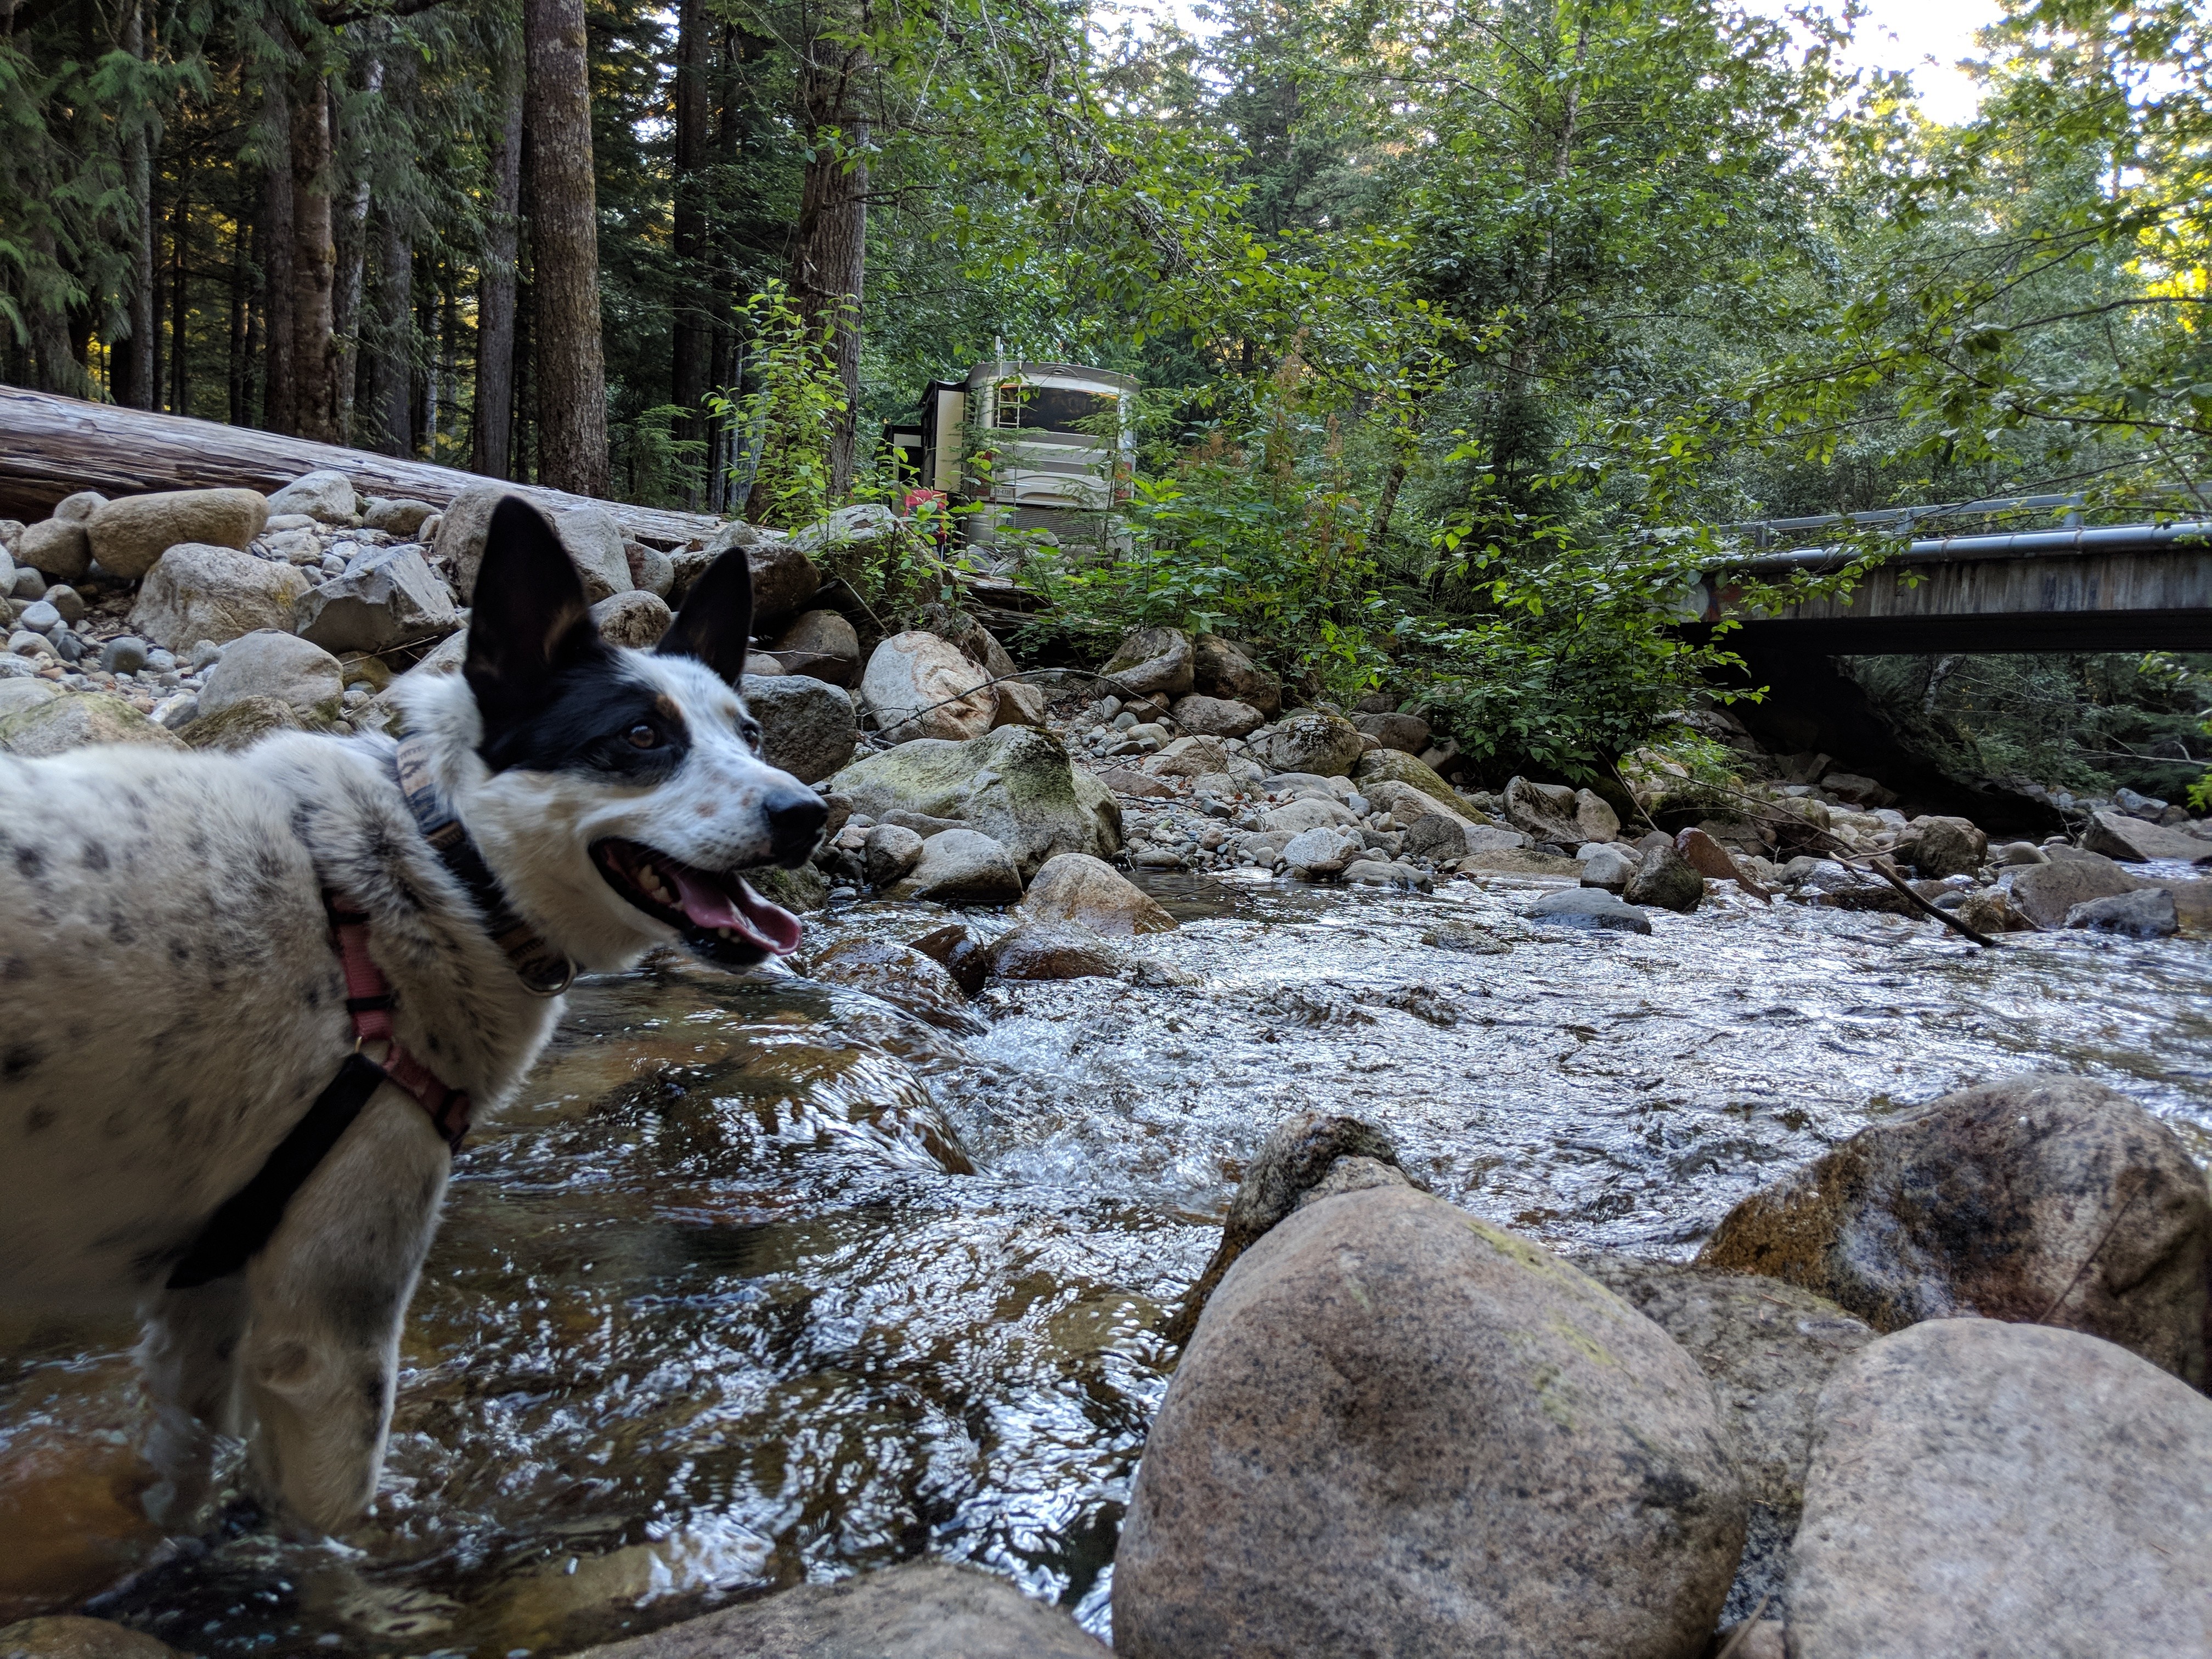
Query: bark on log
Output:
[[0, 388, 721, 547]]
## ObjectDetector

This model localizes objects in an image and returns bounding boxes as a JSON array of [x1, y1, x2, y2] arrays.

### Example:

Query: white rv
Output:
[[886, 361, 1137, 554]]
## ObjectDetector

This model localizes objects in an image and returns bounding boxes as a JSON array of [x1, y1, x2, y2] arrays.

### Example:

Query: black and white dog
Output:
[[0, 496, 825, 1533]]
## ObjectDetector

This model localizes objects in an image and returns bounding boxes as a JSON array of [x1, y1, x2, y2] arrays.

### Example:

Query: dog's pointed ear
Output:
[[464, 496, 607, 727], [655, 545, 754, 684]]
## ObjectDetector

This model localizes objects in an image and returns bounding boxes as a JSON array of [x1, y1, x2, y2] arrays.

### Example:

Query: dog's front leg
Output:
[[240, 1085, 449, 1537], [137, 1274, 250, 1529]]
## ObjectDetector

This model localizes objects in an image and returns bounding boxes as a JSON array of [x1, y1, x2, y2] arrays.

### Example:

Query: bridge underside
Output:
[[1699, 548, 2212, 655]]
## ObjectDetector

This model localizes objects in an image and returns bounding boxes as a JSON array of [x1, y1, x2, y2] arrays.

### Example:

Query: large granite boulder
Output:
[[859, 630, 997, 742], [741, 673, 856, 784], [1577, 1257, 1878, 1626], [1353, 748, 1488, 819], [771, 608, 861, 687], [85, 488, 268, 579], [1787, 1320, 2212, 1655], [1100, 625, 1195, 698], [1250, 709, 1362, 778], [129, 543, 311, 650], [2008, 851, 2135, 928], [828, 726, 1120, 876], [263, 469, 356, 522], [1906, 814, 1988, 878], [15, 517, 92, 583], [440, 488, 633, 603], [566, 1560, 1109, 1659], [1502, 775, 1584, 843], [1699, 1073, 2212, 1387], [198, 630, 343, 723], [588, 590, 674, 649], [1019, 852, 1176, 934], [1118, 1182, 1745, 1658], [1191, 633, 1280, 712], [1169, 693, 1265, 738], [1625, 842, 1705, 912], [294, 545, 461, 653], [2083, 808, 2212, 865], [889, 828, 1024, 905]]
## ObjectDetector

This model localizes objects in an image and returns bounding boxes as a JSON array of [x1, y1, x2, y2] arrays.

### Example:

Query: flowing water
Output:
[[6, 868, 2212, 1655]]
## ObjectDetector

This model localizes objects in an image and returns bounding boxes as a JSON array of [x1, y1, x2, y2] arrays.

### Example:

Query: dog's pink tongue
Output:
[[669, 866, 802, 955]]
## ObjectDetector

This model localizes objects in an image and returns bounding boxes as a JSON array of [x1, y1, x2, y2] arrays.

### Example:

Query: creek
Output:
[[5, 867, 2211, 1655]]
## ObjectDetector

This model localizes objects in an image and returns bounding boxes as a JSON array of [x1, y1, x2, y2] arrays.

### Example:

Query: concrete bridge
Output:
[[1685, 495, 2212, 653]]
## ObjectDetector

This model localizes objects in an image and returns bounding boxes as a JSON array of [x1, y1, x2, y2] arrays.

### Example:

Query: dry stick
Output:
[[2034, 1179, 2143, 1326], [1689, 777, 2003, 950], [1712, 1593, 1774, 1659]]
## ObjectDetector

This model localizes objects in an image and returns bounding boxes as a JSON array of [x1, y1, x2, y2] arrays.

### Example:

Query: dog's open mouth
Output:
[[592, 838, 802, 961]]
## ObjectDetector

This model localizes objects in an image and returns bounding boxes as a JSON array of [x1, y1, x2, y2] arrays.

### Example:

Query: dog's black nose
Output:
[[765, 787, 829, 865]]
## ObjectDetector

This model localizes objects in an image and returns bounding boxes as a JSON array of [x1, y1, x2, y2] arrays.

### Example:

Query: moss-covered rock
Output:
[[179, 693, 308, 752], [0, 692, 185, 758], [1354, 748, 1488, 819], [828, 726, 1120, 877]]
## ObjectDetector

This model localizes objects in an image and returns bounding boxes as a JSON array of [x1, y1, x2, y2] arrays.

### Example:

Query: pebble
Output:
[[18, 599, 60, 633]]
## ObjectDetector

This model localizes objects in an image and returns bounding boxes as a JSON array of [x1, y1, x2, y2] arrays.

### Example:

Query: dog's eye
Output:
[[626, 723, 659, 749]]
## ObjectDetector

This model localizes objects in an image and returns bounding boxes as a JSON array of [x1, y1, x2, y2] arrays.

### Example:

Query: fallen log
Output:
[[0, 387, 723, 548]]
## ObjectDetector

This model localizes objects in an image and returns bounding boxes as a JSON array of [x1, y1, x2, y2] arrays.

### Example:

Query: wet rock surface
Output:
[[1788, 1320, 2212, 1656], [1116, 1182, 1745, 1659], [1699, 1074, 2212, 1385], [569, 1561, 1110, 1658]]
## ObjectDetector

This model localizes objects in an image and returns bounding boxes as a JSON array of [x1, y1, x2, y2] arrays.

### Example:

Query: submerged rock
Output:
[[909, 922, 992, 994], [986, 921, 1120, 981], [566, 1559, 1109, 1659], [2066, 887, 2180, 938], [1117, 1183, 1745, 1659], [804, 939, 985, 1034], [1699, 1073, 2212, 1387], [1788, 1320, 2212, 1655], [2007, 851, 2134, 928], [0, 1617, 183, 1658], [1527, 887, 1652, 934], [1624, 842, 1703, 912]]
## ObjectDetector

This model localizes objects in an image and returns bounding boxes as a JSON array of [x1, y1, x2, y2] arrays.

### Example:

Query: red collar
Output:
[[325, 894, 471, 1150]]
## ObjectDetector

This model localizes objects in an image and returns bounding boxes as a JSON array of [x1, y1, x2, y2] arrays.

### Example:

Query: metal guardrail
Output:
[[1724, 519, 2212, 574]]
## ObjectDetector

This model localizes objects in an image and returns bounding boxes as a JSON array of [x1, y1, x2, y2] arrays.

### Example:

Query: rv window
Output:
[[991, 383, 1119, 434]]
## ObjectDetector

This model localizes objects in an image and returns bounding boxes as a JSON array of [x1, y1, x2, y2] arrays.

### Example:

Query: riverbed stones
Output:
[[84, 487, 268, 578], [1101, 625, 1195, 698], [861, 823, 925, 887], [2007, 850, 2133, 927], [828, 726, 1120, 876], [805, 939, 984, 1034], [566, 1560, 1110, 1659], [1786, 1320, 2212, 1657], [2067, 886, 2180, 937], [1169, 693, 1264, 737], [860, 630, 997, 741], [2082, 807, 2212, 864], [129, 542, 312, 650], [0, 691, 185, 757], [1624, 842, 1704, 912], [1116, 1182, 1746, 1659], [987, 920, 1121, 980], [14, 517, 91, 583], [1019, 852, 1176, 934], [1576, 1257, 1877, 1624], [1252, 709, 1362, 777], [909, 922, 991, 994], [264, 469, 357, 522], [585, 589, 673, 649], [1352, 709, 1430, 753], [1699, 1074, 2212, 1387], [198, 629, 343, 723], [1675, 826, 1768, 899], [890, 829, 1024, 905], [1502, 775, 1584, 843], [0, 1617, 185, 1658], [771, 608, 861, 686], [1150, 734, 1229, 779], [1190, 633, 1280, 712], [1579, 844, 1637, 891]]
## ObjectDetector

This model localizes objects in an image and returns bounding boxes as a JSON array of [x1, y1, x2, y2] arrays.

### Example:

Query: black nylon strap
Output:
[[391, 736, 573, 996], [165, 1054, 389, 1290]]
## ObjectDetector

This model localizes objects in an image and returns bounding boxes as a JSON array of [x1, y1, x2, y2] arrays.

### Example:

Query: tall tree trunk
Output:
[[262, 73, 297, 433], [169, 161, 189, 413], [366, 37, 419, 456], [229, 210, 251, 425], [25, 225, 83, 397], [332, 53, 381, 443], [787, 32, 868, 498], [471, 60, 523, 477], [524, 0, 608, 495], [669, 0, 710, 495], [119, 0, 156, 410], [289, 66, 341, 442]]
